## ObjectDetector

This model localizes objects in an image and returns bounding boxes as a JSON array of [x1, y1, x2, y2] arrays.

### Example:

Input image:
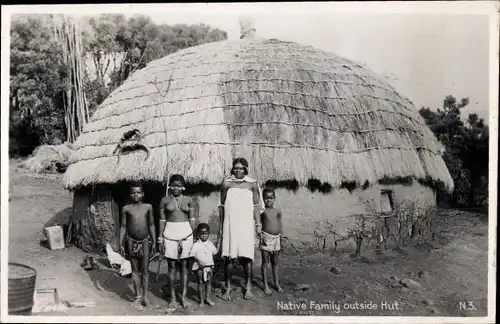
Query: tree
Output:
[[9, 14, 228, 157], [53, 14, 89, 143], [9, 15, 66, 155], [419, 95, 489, 207]]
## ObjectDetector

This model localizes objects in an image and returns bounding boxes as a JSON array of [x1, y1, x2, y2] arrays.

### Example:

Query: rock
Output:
[[67, 301, 96, 308], [293, 284, 311, 291], [329, 266, 342, 274], [400, 278, 422, 289], [423, 299, 435, 306], [389, 283, 403, 288], [400, 287, 409, 293], [390, 275, 400, 281], [360, 256, 372, 264], [418, 270, 428, 279]]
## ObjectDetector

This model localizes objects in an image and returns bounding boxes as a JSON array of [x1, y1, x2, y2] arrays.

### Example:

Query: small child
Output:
[[120, 182, 156, 310], [259, 188, 284, 295], [189, 223, 217, 307]]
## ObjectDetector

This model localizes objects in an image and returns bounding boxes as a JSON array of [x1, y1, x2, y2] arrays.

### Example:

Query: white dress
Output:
[[221, 187, 256, 260]]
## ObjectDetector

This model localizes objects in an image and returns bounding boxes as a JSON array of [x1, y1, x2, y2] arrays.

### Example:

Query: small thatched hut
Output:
[[63, 22, 453, 253]]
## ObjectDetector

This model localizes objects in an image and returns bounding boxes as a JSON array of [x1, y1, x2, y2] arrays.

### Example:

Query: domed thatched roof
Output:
[[63, 37, 453, 191]]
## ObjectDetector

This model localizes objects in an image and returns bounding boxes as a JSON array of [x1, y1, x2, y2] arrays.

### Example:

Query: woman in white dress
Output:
[[158, 174, 197, 309], [219, 158, 263, 300]]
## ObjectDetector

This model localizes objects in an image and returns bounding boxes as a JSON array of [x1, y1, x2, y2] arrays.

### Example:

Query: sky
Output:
[[4, 3, 496, 120]]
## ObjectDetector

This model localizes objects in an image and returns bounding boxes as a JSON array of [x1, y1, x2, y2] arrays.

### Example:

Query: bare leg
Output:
[[130, 257, 144, 310], [221, 258, 232, 301], [167, 259, 178, 308], [261, 250, 272, 295], [205, 280, 215, 306], [271, 252, 283, 293], [242, 257, 254, 299], [196, 270, 204, 307], [180, 259, 191, 309], [141, 240, 151, 306]]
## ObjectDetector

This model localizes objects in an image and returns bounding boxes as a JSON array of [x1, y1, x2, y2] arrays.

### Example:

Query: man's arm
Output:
[[278, 209, 283, 236], [147, 204, 156, 247], [120, 206, 127, 254]]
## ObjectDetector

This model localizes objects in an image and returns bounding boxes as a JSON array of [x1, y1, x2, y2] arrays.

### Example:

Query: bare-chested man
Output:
[[120, 182, 155, 310]]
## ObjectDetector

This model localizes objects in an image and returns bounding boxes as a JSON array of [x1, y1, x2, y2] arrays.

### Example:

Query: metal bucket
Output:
[[8, 263, 37, 315]]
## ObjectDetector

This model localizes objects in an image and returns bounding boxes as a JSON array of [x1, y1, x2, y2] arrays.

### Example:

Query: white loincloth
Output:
[[260, 231, 281, 252], [163, 221, 194, 260]]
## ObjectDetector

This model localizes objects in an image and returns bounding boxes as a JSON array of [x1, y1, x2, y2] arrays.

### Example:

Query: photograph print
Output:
[[1, 2, 497, 323]]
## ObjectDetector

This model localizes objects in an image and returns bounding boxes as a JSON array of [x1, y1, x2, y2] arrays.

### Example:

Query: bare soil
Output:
[[5, 160, 489, 317]]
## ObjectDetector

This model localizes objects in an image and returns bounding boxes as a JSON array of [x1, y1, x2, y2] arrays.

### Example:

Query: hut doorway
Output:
[[111, 181, 167, 243]]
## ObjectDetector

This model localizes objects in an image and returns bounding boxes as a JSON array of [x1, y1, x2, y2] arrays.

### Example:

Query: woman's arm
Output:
[[148, 204, 156, 247], [188, 197, 197, 234], [158, 198, 167, 241], [251, 182, 262, 233], [218, 181, 228, 240]]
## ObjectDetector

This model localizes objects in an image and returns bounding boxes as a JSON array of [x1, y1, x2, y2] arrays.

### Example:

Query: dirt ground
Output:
[[5, 159, 490, 317]]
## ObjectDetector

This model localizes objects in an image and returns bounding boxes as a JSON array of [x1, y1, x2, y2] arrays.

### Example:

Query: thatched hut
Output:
[[63, 22, 453, 253]]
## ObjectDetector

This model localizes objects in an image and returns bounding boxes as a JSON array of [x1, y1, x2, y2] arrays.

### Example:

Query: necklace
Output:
[[172, 195, 183, 210]]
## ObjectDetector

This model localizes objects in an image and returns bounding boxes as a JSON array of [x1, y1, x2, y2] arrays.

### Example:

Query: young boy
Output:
[[259, 188, 284, 295], [189, 223, 217, 307], [120, 182, 156, 309]]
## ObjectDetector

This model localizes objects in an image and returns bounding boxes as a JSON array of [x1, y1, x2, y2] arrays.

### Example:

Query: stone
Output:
[[423, 299, 435, 306], [418, 270, 428, 279], [293, 284, 311, 291], [390, 283, 403, 289], [390, 275, 400, 281], [360, 256, 372, 264], [329, 266, 342, 274], [400, 278, 422, 289]]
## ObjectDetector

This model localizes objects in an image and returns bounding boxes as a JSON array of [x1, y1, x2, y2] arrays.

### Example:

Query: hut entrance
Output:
[[71, 181, 202, 253], [111, 181, 167, 242]]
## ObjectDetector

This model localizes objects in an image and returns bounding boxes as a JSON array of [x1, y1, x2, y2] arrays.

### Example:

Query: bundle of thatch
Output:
[[23, 143, 75, 174], [63, 37, 453, 191]]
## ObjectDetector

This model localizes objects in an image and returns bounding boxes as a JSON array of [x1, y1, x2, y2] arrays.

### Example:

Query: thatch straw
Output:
[[23, 143, 74, 173], [63, 38, 454, 192]]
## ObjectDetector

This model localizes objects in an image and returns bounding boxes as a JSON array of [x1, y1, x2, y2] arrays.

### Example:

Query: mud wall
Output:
[[70, 180, 437, 254], [197, 181, 437, 253], [70, 186, 119, 252]]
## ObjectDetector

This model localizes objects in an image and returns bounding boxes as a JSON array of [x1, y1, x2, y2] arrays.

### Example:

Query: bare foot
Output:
[[132, 297, 145, 310], [263, 287, 272, 295], [198, 301, 205, 308], [221, 289, 232, 301], [180, 298, 192, 309], [276, 285, 284, 293], [205, 299, 216, 307], [167, 300, 178, 310], [142, 297, 150, 307], [244, 289, 254, 300]]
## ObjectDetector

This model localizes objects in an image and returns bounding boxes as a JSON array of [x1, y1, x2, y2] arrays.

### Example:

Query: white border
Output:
[[1, 2, 498, 323]]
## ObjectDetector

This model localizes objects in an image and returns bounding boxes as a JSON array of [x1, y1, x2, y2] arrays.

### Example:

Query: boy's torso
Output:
[[125, 203, 151, 240], [261, 208, 281, 235]]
